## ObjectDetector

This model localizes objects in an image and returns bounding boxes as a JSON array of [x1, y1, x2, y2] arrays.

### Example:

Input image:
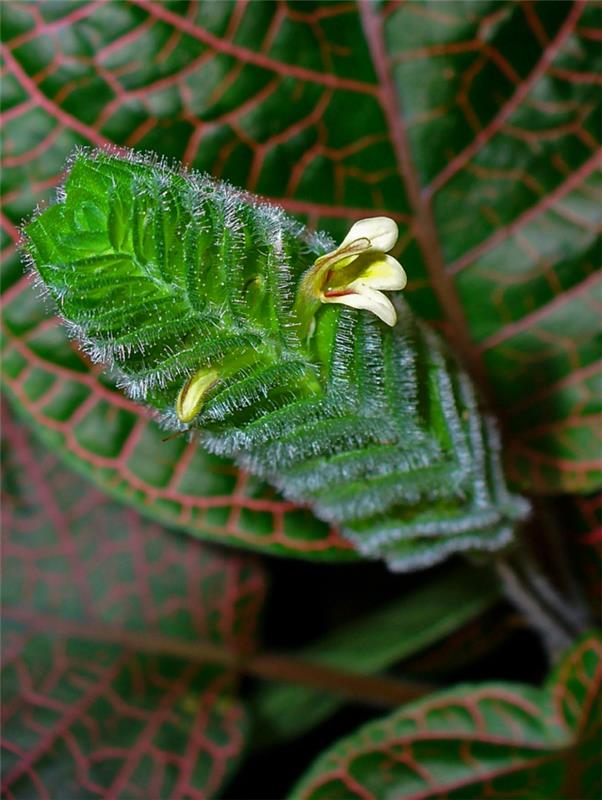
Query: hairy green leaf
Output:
[[1, 0, 600, 497], [23, 149, 529, 572], [291, 633, 602, 800], [1, 406, 266, 799], [251, 563, 500, 748]]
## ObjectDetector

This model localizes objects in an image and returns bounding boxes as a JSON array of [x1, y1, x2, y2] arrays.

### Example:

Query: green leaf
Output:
[[1, 405, 266, 798], [21, 149, 530, 572], [291, 633, 602, 799], [251, 563, 500, 748], [2, 1, 599, 496]]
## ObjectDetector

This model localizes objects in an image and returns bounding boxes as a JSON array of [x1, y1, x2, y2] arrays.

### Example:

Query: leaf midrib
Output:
[[4, 607, 433, 709], [357, 2, 490, 399]]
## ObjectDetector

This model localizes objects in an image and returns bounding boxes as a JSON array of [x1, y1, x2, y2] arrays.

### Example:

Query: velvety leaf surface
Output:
[[291, 633, 602, 800], [22, 150, 531, 573], [0, 0, 600, 554], [251, 563, 499, 748], [1, 406, 267, 799]]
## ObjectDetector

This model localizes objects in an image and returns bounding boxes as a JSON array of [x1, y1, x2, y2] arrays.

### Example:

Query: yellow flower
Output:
[[303, 217, 406, 327]]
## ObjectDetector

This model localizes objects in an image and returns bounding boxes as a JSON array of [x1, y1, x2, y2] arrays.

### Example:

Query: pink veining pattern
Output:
[[1, 406, 266, 798], [294, 635, 602, 799]]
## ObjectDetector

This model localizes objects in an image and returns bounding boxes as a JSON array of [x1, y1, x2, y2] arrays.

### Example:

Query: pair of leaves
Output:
[[1, 405, 266, 798], [1, 2, 600, 573], [292, 633, 602, 799]]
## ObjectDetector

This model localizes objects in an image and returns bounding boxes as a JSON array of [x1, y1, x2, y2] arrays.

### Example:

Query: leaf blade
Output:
[[291, 634, 602, 800], [1, 405, 266, 798]]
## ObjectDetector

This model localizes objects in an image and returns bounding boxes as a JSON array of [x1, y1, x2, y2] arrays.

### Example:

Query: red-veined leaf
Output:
[[291, 633, 602, 799], [1, 405, 267, 798]]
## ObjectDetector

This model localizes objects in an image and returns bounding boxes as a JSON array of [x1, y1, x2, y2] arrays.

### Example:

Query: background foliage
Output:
[[1, 1, 600, 797], [2, 404, 266, 798]]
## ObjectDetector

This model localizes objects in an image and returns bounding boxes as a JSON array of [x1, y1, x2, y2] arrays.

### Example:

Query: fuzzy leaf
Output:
[[22, 149, 530, 572], [1, 406, 266, 798], [1, 0, 600, 536], [291, 633, 602, 800]]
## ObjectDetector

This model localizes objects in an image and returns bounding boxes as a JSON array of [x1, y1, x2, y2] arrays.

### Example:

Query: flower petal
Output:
[[323, 285, 398, 327], [356, 254, 407, 291], [339, 217, 398, 253], [314, 247, 361, 270]]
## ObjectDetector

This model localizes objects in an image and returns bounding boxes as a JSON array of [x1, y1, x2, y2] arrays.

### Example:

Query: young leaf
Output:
[[22, 149, 529, 572], [1, 1, 600, 494], [251, 563, 500, 748], [1, 407, 266, 799], [291, 633, 602, 800]]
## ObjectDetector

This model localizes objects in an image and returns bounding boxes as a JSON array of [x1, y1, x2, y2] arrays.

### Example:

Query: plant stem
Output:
[[247, 651, 431, 706], [530, 497, 592, 628], [495, 547, 587, 660], [4, 608, 431, 708], [520, 555, 590, 633]]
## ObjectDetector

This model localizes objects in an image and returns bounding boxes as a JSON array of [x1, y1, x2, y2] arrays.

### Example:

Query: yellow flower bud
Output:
[[176, 367, 219, 424]]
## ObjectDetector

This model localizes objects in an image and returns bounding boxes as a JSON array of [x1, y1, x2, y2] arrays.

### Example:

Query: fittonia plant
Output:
[[23, 147, 529, 573]]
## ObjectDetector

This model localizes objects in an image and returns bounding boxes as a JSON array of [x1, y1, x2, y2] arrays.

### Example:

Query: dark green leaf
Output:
[[291, 633, 602, 799], [1, 406, 266, 798]]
